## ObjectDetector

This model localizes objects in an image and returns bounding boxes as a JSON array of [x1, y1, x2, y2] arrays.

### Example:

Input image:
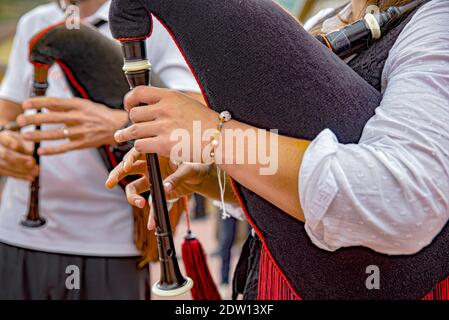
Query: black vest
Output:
[[235, 1, 421, 291], [349, 7, 422, 91], [239, 2, 446, 300], [314, 2, 422, 91]]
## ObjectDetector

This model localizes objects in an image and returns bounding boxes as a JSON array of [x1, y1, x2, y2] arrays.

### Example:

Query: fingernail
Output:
[[163, 181, 173, 192], [135, 199, 145, 208], [147, 219, 156, 231], [26, 160, 34, 167], [114, 130, 122, 142], [123, 161, 131, 173], [105, 179, 113, 189]]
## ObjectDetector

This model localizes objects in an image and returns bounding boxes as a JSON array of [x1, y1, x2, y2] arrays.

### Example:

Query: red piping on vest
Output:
[[229, 178, 301, 300]]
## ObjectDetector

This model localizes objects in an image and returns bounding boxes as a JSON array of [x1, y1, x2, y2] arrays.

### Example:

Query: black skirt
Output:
[[0, 242, 151, 300]]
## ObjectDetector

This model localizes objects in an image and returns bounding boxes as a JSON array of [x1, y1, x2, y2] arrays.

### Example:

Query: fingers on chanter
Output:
[[125, 176, 150, 208], [106, 158, 147, 189], [123, 147, 143, 173], [123, 86, 164, 112]]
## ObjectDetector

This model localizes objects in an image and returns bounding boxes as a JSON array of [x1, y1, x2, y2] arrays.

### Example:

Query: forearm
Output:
[[193, 165, 239, 204], [117, 87, 309, 214], [0, 99, 22, 125], [215, 120, 310, 221]]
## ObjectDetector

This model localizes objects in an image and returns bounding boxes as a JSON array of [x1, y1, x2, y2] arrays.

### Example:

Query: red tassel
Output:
[[181, 197, 221, 300], [257, 245, 300, 300]]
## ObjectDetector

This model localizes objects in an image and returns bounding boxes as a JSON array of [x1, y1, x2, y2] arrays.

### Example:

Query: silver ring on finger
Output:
[[63, 127, 70, 139]]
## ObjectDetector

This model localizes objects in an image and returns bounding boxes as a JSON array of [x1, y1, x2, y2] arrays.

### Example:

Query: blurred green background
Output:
[[0, 0, 49, 76], [0, 0, 49, 22]]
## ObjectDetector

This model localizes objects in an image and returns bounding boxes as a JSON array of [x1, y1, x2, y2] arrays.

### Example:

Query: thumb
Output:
[[22, 140, 35, 155], [147, 197, 156, 231], [162, 164, 197, 194], [0, 131, 25, 153]]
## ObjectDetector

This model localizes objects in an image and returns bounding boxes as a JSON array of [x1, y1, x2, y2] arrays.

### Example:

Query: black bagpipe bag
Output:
[[29, 21, 165, 171], [109, 0, 449, 299]]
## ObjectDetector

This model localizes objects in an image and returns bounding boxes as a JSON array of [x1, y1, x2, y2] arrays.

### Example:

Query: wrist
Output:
[[114, 110, 130, 130], [202, 110, 231, 165], [108, 110, 130, 145]]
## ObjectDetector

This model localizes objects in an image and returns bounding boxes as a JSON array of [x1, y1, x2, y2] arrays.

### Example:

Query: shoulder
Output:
[[383, 0, 449, 80], [412, 0, 449, 19], [392, 0, 449, 53], [303, 8, 334, 31], [16, 3, 63, 34]]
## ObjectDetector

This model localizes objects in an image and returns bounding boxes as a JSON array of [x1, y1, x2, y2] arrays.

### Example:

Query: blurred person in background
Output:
[[0, 0, 200, 299]]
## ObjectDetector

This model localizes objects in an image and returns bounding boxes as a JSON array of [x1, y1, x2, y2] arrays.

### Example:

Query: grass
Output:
[[0, 0, 49, 22]]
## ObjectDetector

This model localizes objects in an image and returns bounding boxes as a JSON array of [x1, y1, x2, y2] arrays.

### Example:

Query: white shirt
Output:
[[300, 0, 449, 255], [0, 1, 199, 256]]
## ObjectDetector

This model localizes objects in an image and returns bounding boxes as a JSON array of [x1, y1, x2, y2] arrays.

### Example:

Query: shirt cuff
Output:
[[0, 87, 27, 104], [299, 129, 340, 251]]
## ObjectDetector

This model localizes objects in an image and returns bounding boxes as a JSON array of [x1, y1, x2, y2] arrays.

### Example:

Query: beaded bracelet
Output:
[[209, 111, 232, 219], [209, 111, 232, 162]]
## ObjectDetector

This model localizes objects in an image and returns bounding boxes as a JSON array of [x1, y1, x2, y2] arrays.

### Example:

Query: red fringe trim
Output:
[[257, 245, 300, 300], [258, 244, 449, 300], [422, 276, 449, 300]]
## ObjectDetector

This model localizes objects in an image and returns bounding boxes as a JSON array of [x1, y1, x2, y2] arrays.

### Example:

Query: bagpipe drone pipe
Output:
[[109, 0, 449, 299], [27, 21, 184, 267]]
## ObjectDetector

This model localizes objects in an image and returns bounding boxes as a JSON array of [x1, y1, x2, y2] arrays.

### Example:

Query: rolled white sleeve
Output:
[[0, 15, 34, 103], [299, 1, 449, 255]]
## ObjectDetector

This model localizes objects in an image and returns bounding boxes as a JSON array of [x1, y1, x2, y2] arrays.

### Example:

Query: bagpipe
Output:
[[119, 27, 221, 299], [316, 0, 428, 58], [26, 21, 184, 267], [27, 19, 221, 300], [109, 0, 449, 299]]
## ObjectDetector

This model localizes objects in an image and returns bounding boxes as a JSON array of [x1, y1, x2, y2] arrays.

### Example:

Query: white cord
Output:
[[217, 165, 230, 219]]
